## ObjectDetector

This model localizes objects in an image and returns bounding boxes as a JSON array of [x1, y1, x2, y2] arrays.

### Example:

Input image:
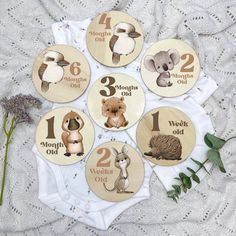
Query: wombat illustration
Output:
[[144, 49, 180, 87], [101, 96, 128, 129], [144, 135, 182, 160]]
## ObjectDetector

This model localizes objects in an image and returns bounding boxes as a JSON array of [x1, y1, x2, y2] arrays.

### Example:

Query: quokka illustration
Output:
[[101, 96, 128, 129], [144, 49, 180, 87], [103, 145, 134, 194], [38, 50, 69, 92], [144, 135, 182, 160], [109, 22, 141, 64], [61, 111, 84, 157]]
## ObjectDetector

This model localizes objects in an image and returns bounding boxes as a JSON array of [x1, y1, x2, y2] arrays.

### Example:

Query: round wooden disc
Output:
[[87, 73, 145, 131], [32, 45, 90, 103], [85, 141, 144, 202], [86, 11, 144, 67], [141, 39, 200, 97], [36, 107, 95, 165], [136, 107, 196, 166]]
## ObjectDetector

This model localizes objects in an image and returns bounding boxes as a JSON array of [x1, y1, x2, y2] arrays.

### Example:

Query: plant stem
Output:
[[172, 159, 209, 195], [0, 114, 15, 206], [194, 159, 208, 175], [226, 136, 236, 143]]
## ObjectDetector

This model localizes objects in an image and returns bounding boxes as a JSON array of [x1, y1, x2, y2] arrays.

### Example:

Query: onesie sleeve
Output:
[[51, 19, 91, 48], [187, 71, 218, 104]]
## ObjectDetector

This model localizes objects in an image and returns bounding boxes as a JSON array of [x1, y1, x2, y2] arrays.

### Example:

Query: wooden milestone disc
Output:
[[36, 107, 95, 165], [85, 141, 144, 202], [87, 73, 145, 131], [141, 39, 200, 97], [86, 11, 144, 67], [136, 107, 196, 166], [32, 45, 90, 103]]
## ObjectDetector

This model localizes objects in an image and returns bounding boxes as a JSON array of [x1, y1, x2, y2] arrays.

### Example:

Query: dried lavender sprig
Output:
[[0, 94, 42, 206], [0, 94, 42, 124]]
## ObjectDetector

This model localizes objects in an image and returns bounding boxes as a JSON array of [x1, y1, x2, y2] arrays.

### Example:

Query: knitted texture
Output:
[[0, 0, 236, 235]]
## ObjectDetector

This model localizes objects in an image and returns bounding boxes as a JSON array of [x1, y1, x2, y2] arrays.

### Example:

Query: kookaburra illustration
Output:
[[109, 22, 141, 64], [38, 51, 70, 92]]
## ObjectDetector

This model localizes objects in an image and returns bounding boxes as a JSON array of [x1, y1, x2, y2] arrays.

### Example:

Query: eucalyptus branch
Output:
[[167, 133, 236, 202]]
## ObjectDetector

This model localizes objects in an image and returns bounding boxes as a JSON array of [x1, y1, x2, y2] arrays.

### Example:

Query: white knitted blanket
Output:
[[0, 0, 236, 235]]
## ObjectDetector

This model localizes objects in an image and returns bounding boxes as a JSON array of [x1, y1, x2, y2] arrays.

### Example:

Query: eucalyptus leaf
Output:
[[187, 167, 195, 174], [204, 133, 226, 150], [179, 173, 192, 189], [179, 172, 188, 179], [167, 190, 176, 197], [207, 149, 226, 173], [184, 177, 192, 189], [172, 185, 181, 194], [183, 186, 187, 193], [192, 174, 200, 183], [172, 197, 177, 203]]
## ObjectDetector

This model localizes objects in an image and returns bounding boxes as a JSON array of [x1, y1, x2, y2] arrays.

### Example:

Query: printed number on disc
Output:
[[136, 107, 196, 166], [32, 45, 90, 103], [87, 73, 145, 131], [85, 141, 144, 202], [36, 107, 94, 165], [86, 11, 144, 67], [141, 39, 200, 97]]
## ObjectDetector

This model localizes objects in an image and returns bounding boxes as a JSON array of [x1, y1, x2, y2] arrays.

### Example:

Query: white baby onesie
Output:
[[33, 20, 153, 230], [32, 19, 218, 230]]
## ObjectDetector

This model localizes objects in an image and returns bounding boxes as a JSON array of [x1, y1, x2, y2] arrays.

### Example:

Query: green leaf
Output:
[[204, 133, 226, 150], [192, 174, 200, 183], [172, 196, 177, 203], [167, 194, 177, 202], [184, 177, 192, 189], [191, 158, 203, 167], [191, 158, 210, 175], [207, 149, 226, 173], [187, 167, 195, 174], [182, 186, 187, 193], [172, 185, 181, 194], [179, 173, 192, 189], [179, 172, 188, 179], [167, 190, 176, 197], [174, 177, 181, 181]]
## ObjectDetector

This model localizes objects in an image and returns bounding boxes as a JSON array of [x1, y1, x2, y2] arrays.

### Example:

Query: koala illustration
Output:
[[101, 96, 128, 129], [144, 49, 180, 87]]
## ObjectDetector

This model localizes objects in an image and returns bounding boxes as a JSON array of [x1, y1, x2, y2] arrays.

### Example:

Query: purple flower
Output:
[[0, 94, 42, 124]]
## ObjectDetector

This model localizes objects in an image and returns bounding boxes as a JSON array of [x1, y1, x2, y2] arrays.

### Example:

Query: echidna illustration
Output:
[[144, 135, 182, 160]]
